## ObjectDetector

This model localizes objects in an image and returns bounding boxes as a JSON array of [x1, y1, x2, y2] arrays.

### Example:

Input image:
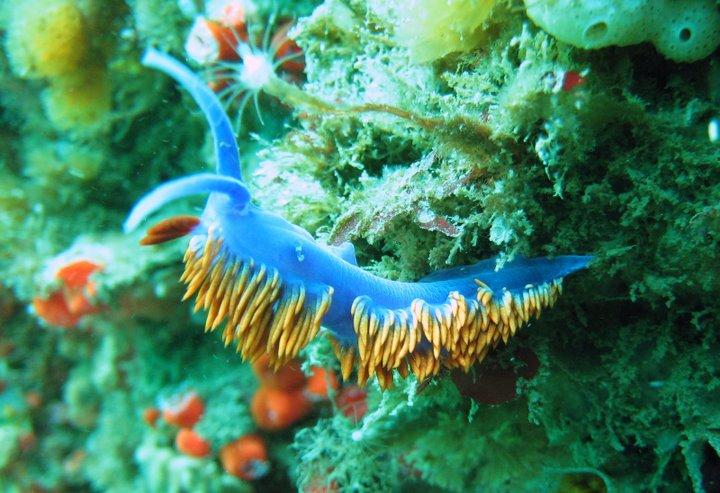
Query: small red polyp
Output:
[[561, 70, 586, 92], [186, 17, 243, 66], [33, 259, 102, 328], [271, 21, 305, 74]]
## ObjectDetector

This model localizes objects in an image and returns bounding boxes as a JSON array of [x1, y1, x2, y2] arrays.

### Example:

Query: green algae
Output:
[[0, 0, 719, 491]]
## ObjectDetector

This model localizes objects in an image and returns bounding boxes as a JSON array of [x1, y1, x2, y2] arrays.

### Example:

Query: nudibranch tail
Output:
[[143, 48, 242, 180], [123, 173, 250, 233], [335, 255, 592, 388]]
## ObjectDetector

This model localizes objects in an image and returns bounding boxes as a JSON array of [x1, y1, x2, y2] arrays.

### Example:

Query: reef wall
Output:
[[0, 0, 719, 491]]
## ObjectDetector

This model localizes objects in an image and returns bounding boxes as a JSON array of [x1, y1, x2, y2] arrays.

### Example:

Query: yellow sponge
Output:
[[394, 0, 497, 62], [5, 0, 88, 78], [42, 67, 111, 133]]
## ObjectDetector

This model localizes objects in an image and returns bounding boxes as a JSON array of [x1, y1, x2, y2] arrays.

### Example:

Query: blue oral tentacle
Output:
[[123, 173, 250, 233], [142, 48, 242, 180]]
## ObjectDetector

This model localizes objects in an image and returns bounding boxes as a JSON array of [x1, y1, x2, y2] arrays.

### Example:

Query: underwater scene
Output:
[[1, 0, 720, 491]]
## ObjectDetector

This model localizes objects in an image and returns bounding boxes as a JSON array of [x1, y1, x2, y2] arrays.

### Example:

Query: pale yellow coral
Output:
[[393, 0, 496, 63], [27, 141, 104, 183], [525, 0, 720, 62], [0, 174, 29, 223], [4, 0, 88, 79]]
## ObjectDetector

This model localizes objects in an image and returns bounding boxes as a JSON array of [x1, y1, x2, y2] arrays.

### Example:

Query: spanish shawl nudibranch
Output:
[[125, 49, 592, 389]]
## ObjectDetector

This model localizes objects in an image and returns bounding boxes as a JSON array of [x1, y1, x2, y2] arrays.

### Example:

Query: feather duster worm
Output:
[[125, 50, 592, 389]]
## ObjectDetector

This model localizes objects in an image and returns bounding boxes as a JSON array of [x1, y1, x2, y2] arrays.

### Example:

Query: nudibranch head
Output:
[[126, 50, 592, 389]]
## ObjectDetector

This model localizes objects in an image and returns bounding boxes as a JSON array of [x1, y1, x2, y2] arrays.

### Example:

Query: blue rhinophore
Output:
[[126, 50, 592, 387]]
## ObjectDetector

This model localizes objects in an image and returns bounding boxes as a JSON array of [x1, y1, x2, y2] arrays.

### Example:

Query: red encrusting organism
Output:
[[335, 386, 368, 423], [33, 259, 102, 328], [451, 346, 540, 405], [304, 475, 340, 493], [220, 434, 270, 480]]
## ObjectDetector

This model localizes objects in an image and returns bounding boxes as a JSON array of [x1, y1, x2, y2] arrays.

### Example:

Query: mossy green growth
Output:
[[135, 437, 251, 493]]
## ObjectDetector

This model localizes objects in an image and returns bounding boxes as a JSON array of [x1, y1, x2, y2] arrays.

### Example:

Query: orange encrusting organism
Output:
[[250, 356, 328, 430], [185, 1, 249, 67], [33, 291, 81, 328], [249, 357, 344, 430], [220, 434, 270, 481], [56, 260, 99, 289], [175, 428, 212, 458], [33, 259, 102, 328], [140, 215, 201, 245], [185, 17, 243, 66], [208, 0, 249, 31]]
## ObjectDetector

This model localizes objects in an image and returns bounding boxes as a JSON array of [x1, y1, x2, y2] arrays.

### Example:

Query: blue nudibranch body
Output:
[[126, 49, 591, 388]]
